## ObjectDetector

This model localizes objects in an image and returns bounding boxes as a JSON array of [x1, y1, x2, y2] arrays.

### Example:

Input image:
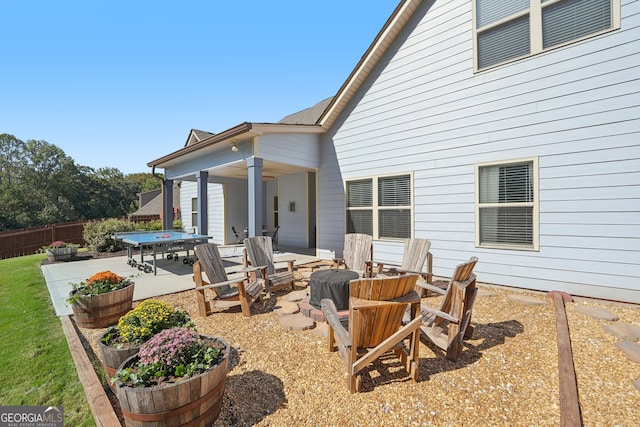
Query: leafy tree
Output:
[[0, 134, 162, 232]]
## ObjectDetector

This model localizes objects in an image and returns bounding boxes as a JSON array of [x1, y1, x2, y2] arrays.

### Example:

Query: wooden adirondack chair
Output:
[[243, 236, 295, 297], [332, 233, 374, 278], [321, 274, 422, 393], [416, 257, 479, 361], [192, 243, 263, 317], [375, 238, 433, 295]]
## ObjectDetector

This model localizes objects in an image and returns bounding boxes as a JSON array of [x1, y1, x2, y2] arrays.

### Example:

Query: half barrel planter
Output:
[[45, 246, 78, 262], [98, 334, 140, 389], [70, 283, 135, 329], [114, 336, 230, 427]]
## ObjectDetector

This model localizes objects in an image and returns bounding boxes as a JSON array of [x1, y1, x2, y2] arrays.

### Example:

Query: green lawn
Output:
[[0, 254, 95, 426]]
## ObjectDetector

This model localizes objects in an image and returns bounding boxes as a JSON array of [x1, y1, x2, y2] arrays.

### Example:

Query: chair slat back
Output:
[[349, 274, 418, 349], [194, 243, 230, 295], [437, 257, 478, 320], [399, 238, 431, 272], [244, 236, 276, 275], [343, 233, 373, 271]]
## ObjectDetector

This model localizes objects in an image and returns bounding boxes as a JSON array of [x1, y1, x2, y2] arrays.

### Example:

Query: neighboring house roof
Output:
[[130, 193, 163, 217], [279, 97, 333, 124], [130, 184, 181, 217], [317, 0, 420, 129]]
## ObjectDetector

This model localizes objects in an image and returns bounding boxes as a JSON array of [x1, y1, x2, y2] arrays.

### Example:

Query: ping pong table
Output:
[[113, 230, 210, 275]]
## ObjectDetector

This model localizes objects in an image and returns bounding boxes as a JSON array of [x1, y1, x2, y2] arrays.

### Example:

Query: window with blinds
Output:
[[476, 159, 538, 249], [346, 174, 412, 239], [191, 197, 198, 228], [474, 0, 618, 71]]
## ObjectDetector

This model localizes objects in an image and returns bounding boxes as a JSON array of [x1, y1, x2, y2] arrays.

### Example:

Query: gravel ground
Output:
[[78, 264, 640, 426]]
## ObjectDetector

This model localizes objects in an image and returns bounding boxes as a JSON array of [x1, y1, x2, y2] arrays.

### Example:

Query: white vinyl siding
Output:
[[476, 158, 539, 250], [317, 0, 640, 302], [346, 174, 412, 240], [474, 0, 620, 70]]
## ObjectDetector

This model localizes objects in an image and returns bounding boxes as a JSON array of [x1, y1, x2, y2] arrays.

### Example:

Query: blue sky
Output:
[[1, 1, 398, 174]]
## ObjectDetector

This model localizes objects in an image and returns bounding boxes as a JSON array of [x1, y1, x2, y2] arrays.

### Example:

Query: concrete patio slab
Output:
[[41, 255, 209, 316], [42, 249, 320, 317]]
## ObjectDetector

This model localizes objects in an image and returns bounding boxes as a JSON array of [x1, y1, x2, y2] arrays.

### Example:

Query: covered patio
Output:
[[148, 103, 329, 253]]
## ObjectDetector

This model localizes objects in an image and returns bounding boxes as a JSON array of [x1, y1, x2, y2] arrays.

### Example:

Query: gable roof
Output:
[[185, 129, 216, 147], [317, 0, 421, 129], [279, 97, 333, 124]]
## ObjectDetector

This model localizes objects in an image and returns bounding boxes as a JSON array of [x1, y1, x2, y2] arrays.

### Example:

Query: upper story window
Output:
[[474, 0, 620, 71], [475, 158, 539, 250], [346, 174, 412, 240]]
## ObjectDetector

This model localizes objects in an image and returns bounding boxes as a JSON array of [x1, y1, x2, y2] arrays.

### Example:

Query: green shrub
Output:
[[137, 220, 162, 231], [83, 218, 137, 252], [131, 219, 182, 231]]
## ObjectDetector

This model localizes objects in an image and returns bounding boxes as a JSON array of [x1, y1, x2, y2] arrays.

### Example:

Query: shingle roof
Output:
[[130, 193, 162, 216], [278, 97, 333, 125], [185, 129, 216, 147]]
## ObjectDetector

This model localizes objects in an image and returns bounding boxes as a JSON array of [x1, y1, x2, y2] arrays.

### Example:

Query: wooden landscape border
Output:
[[59, 315, 121, 426]]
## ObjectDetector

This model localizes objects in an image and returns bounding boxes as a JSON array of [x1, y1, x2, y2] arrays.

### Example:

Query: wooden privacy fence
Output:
[[0, 221, 86, 259]]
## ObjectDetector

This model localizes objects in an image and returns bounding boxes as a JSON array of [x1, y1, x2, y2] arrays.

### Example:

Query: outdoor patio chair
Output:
[[415, 256, 479, 361], [193, 243, 263, 317], [269, 226, 280, 251], [374, 237, 433, 296], [243, 236, 295, 297], [332, 233, 374, 278], [321, 274, 422, 393], [231, 226, 244, 244]]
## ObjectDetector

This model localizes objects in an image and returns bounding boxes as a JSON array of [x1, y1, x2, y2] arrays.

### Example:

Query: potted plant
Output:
[[42, 240, 79, 262], [98, 299, 193, 382], [112, 327, 230, 426], [67, 270, 135, 329]]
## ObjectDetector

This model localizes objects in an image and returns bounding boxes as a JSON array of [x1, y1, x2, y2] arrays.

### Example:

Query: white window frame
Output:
[[475, 157, 539, 251], [190, 197, 198, 229], [345, 172, 414, 241], [472, 0, 621, 72]]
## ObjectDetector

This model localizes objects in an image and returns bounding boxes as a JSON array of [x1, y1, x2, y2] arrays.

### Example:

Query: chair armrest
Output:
[[195, 278, 247, 291], [274, 258, 296, 271], [420, 304, 460, 324], [320, 299, 351, 347], [416, 280, 446, 295], [236, 266, 261, 273]]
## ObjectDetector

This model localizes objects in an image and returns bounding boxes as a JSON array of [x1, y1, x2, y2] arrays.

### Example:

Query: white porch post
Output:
[[162, 179, 174, 230], [197, 171, 208, 235], [247, 157, 263, 237]]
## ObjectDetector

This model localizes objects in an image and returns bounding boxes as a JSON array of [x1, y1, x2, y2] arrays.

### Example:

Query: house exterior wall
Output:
[[258, 133, 321, 169], [318, 0, 640, 302], [207, 183, 224, 244], [181, 181, 226, 243], [180, 181, 197, 233], [223, 178, 249, 244], [278, 172, 312, 248]]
